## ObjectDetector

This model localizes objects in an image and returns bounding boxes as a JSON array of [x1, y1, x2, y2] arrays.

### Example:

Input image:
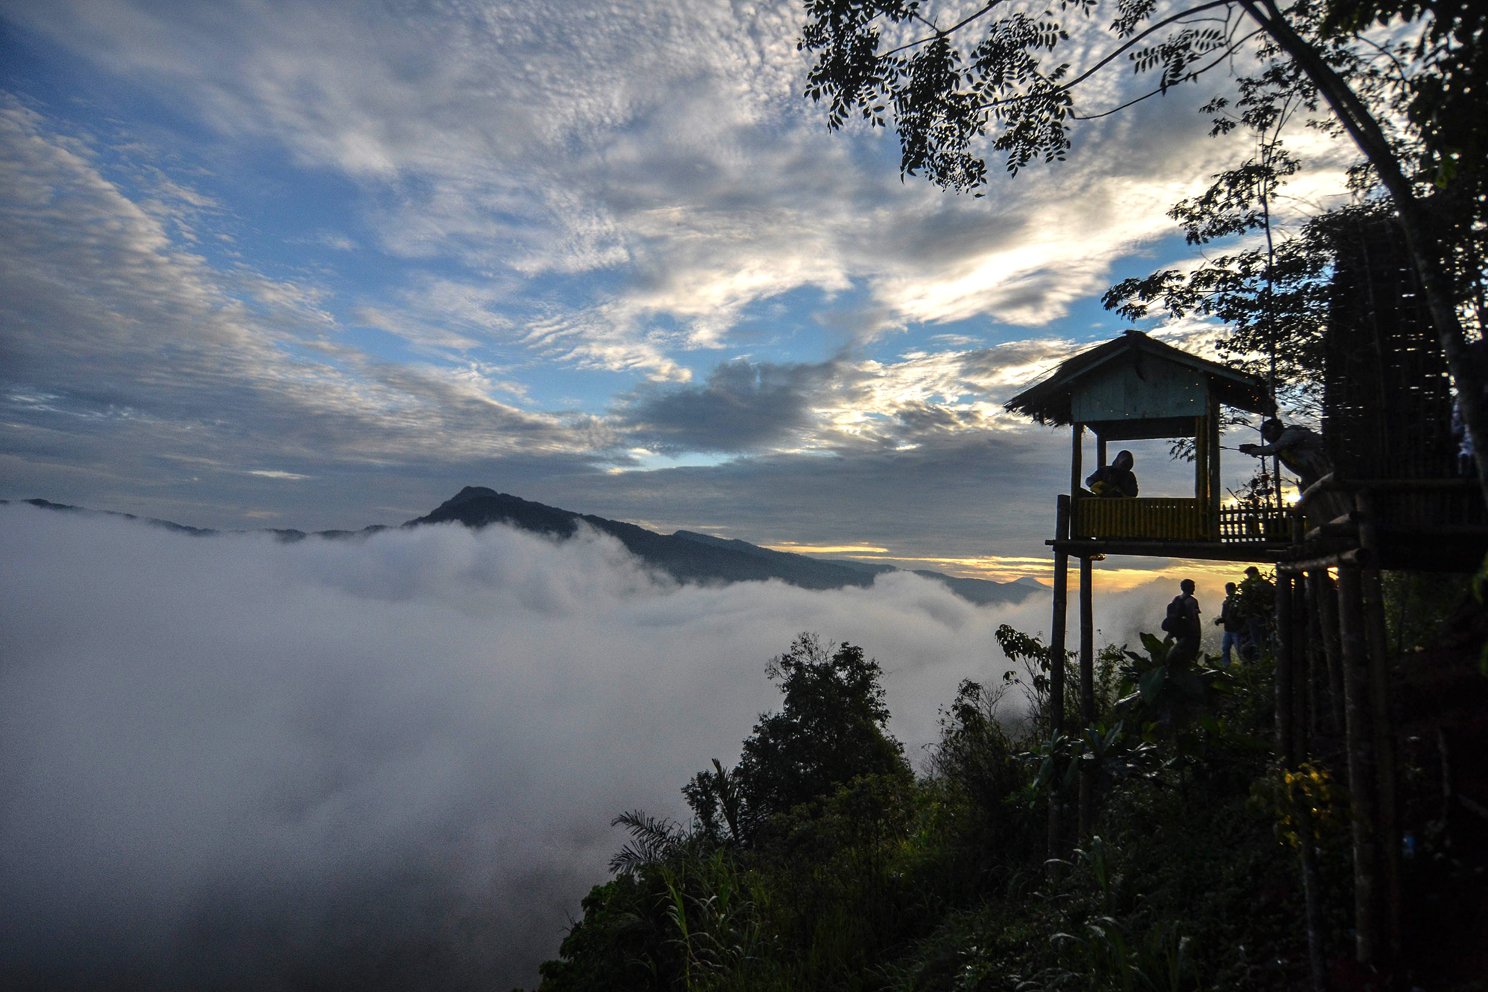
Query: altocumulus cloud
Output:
[[0, 504, 1172, 989]]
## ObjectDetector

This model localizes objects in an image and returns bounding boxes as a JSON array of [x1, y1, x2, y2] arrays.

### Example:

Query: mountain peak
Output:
[[407, 487, 1037, 606]]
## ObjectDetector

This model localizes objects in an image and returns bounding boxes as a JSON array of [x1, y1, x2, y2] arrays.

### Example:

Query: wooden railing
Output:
[[1071, 496, 1206, 541], [1217, 505, 1292, 544], [1070, 495, 1292, 544]]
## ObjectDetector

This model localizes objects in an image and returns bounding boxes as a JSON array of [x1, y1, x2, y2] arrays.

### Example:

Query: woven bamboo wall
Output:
[[1325, 216, 1482, 527]]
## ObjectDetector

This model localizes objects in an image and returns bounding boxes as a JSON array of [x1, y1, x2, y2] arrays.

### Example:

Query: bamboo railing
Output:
[[1070, 495, 1290, 544]]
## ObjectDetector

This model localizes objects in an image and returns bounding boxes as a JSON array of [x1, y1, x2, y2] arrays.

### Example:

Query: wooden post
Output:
[[1077, 555, 1095, 837], [1276, 571, 1297, 766], [1338, 564, 1381, 967], [1355, 492, 1400, 963], [1291, 575, 1310, 758], [1194, 416, 1206, 502], [1307, 569, 1346, 736], [1049, 495, 1070, 860], [1070, 424, 1084, 501], [1361, 566, 1400, 963], [1096, 434, 1108, 469], [1208, 399, 1222, 540]]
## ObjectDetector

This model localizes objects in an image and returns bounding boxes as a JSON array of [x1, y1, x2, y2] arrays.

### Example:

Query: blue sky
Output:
[[0, 0, 1355, 581]]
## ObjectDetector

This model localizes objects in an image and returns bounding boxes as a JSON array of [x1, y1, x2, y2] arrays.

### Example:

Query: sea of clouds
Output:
[[0, 504, 1182, 990]]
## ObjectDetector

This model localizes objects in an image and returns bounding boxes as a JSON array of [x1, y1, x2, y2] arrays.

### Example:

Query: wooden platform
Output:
[[1049, 536, 1291, 562]]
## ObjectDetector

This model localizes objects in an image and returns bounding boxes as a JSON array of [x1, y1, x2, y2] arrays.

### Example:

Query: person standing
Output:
[[1236, 566, 1275, 662], [1214, 581, 1243, 668], [1165, 578, 1203, 666]]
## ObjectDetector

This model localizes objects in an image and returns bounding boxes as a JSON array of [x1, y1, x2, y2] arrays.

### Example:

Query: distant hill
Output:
[[5, 489, 1035, 606], [407, 486, 1033, 605]]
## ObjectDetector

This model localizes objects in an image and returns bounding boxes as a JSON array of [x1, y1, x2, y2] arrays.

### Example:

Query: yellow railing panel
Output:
[[1068, 497, 1290, 544], [1071, 497, 1205, 540]]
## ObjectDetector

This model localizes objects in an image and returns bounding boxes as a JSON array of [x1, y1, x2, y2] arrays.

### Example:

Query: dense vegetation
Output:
[[525, 594, 1486, 992]]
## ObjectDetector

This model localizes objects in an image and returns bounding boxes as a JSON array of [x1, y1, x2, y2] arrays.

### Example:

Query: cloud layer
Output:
[[0, 504, 1218, 989]]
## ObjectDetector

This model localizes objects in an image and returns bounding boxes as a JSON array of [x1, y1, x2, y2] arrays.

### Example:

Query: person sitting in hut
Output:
[[1086, 449, 1138, 498]]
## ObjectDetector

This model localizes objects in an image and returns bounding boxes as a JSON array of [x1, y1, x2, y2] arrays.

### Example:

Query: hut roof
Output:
[[1004, 330, 1272, 427]]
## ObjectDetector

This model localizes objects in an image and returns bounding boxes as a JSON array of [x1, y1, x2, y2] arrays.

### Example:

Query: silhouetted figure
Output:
[[1236, 566, 1275, 662], [1086, 449, 1138, 497], [1238, 418, 1331, 491], [1238, 417, 1345, 522], [1214, 581, 1243, 668], [1163, 578, 1202, 666]]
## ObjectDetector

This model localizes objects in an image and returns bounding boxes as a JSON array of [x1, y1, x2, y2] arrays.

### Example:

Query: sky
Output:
[[0, 4, 1366, 986], [0, 503, 1197, 990], [0, 0, 1358, 583]]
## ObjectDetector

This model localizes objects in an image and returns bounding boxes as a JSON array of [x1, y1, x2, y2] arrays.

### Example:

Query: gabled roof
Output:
[[1004, 330, 1273, 426]]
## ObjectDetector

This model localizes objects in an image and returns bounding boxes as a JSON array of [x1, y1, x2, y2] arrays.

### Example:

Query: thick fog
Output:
[[0, 504, 1188, 990]]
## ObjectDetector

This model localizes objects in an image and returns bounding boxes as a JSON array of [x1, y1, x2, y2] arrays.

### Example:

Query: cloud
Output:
[[3, 0, 1307, 370], [0, 503, 1232, 989], [0, 99, 608, 486], [617, 357, 836, 452]]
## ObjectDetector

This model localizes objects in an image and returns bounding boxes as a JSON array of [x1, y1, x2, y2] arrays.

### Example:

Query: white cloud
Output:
[[0, 502, 1219, 989]]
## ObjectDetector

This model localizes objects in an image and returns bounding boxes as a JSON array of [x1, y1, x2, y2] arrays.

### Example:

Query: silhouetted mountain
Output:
[[407, 486, 1033, 605], [5, 490, 1034, 605]]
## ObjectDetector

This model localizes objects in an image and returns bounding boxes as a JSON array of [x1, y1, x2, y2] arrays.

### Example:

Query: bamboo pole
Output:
[[1338, 564, 1381, 967], [1357, 493, 1401, 964], [1049, 495, 1070, 860], [1070, 424, 1084, 501], [1276, 571, 1297, 766], [1307, 569, 1345, 737], [1291, 576, 1310, 757], [1078, 554, 1095, 838], [1208, 398, 1222, 541]]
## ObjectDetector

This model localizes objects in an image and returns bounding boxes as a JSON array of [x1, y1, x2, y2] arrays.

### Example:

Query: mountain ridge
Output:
[[6, 489, 1034, 606], [409, 486, 1032, 605]]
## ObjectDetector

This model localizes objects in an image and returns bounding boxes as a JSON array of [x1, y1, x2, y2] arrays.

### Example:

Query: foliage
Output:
[[796, 0, 1488, 492], [529, 616, 1478, 992], [688, 634, 911, 845]]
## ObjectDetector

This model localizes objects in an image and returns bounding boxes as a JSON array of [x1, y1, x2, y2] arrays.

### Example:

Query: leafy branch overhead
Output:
[[799, 0, 1488, 498], [801, 0, 1257, 185]]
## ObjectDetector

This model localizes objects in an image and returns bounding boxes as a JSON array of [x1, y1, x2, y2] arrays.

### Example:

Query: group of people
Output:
[[1162, 566, 1275, 668]]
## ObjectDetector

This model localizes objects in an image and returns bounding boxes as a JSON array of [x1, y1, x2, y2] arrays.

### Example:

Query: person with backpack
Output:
[[1162, 578, 1202, 665]]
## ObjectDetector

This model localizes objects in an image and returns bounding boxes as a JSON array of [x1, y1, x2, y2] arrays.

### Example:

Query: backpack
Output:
[[1161, 595, 1187, 635]]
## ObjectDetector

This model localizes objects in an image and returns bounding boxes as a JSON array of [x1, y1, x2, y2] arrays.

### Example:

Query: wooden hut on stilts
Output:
[[1005, 218, 1488, 989], [1005, 330, 1286, 845]]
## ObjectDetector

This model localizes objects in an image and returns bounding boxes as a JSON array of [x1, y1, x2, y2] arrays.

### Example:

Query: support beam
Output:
[[1049, 495, 1070, 860], [1070, 424, 1084, 500], [1360, 575, 1400, 962], [1338, 564, 1382, 968], [1276, 571, 1297, 766], [1077, 555, 1095, 838], [1208, 399, 1222, 540], [1306, 569, 1345, 737], [1194, 415, 1207, 505]]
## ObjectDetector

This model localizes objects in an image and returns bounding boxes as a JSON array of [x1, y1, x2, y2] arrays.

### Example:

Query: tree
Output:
[[799, 0, 1488, 496], [685, 633, 910, 842]]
